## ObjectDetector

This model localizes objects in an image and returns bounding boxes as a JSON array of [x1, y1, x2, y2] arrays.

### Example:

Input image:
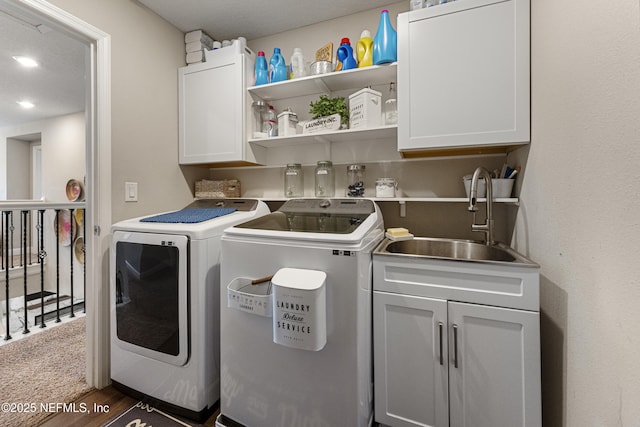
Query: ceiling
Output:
[[138, 0, 394, 41], [0, 2, 86, 129]]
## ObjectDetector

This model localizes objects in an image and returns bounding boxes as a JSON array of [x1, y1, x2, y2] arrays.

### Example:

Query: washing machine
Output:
[[110, 198, 269, 421], [216, 198, 384, 427]]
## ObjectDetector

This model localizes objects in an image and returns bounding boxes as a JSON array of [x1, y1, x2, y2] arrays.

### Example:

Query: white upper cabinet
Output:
[[179, 46, 263, 166], [397, 0, 530, 153]]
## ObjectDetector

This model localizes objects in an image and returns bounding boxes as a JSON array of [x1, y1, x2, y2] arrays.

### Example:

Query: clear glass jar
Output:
[[284, 163, 303, 197], [315, 160, 335, 197], [375, 178, 397, 197], [347, 164, 366, 197]]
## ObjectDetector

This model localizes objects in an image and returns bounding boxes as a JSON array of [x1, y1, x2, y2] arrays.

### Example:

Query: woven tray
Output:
[[195, 179, 240, 198]]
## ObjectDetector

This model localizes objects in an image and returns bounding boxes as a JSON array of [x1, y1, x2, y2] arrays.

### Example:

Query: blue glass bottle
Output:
[[254, 51, 268, 85], [269, 47, 288, 83], [373, 9, 397, 65]]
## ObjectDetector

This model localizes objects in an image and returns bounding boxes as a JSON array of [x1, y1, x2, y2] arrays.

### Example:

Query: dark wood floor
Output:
[[38, 385, 219, 427]]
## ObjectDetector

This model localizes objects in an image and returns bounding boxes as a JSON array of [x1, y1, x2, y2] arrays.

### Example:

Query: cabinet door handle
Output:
[[453, 324, 459, 369], [438, 322, 444, 366]]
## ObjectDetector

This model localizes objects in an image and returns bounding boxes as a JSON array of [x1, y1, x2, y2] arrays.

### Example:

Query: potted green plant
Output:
[[309, 95, 349, 128]]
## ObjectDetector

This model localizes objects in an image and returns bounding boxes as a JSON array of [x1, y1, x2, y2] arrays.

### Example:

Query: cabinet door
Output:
[[398, 0, 530, 151], [179, 56, 245, 164], [448, 302, 541, 427], [374, 291, 449, 427]]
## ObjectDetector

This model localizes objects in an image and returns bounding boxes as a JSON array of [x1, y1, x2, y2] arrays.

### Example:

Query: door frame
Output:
[[8, 0, 112, 388]]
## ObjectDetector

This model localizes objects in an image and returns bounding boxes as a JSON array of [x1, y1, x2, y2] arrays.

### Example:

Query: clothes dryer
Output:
[[216, 198, 384, 427], [110, 199, 269, 421]]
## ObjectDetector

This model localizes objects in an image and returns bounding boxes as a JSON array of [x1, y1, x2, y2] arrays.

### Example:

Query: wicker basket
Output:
[[195, 179, 241, 198]]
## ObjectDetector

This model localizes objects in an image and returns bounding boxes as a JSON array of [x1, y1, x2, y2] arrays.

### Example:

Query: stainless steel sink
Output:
[[375, 237, 538, 267]]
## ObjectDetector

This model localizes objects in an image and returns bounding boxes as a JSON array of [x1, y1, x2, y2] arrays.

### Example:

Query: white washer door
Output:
[[111, 230, 189, 366]]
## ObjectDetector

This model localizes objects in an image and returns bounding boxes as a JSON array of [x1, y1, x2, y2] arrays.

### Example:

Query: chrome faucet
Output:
[[467, 167, 494, 245]]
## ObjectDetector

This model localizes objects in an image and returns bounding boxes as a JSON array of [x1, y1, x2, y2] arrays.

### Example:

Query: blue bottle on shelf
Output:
[[269, 47, 288, 83], [254, 51, 269, 85], [373, 9, 397, 65], [336, 37, 358, 71]]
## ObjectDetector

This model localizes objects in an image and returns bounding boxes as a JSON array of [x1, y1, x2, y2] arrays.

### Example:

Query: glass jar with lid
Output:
[[347, 164, 366, 197], [314, 160, 335, 197], [375, 177, 397, 197], [284, 163, 303, 197]]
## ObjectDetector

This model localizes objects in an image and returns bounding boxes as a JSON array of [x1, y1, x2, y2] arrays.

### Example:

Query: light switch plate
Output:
[[125, 182, 138, 202]]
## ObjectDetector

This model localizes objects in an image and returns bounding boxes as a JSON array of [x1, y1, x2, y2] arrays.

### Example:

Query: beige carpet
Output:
[[0, 316, 94, 427]]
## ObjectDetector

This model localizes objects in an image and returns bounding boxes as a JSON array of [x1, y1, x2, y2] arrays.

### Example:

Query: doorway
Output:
[[0, 0, 112, 388]]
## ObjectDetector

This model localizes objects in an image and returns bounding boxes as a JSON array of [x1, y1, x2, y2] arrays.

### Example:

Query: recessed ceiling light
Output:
[[17, 101, 35, 109], [12, 56, 39, 67]]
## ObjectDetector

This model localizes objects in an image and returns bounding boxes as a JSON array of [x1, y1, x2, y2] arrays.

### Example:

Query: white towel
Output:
[[185, 40, 205, 53], [186, 50, 205, 64], [185, 29, 213, 45]]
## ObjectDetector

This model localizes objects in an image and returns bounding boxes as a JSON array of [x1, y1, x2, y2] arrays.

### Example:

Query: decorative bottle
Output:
[[384, 82, 398, 125], [254, 51, 269, 85], [373, 9, 397, 65], [269, 47, 288, 83], [262, 105, 278, 137], [356, 30, 373, 68]]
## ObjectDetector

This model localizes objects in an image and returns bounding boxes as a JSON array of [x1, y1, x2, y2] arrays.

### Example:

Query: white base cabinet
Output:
[[447, 301, 540, 427], [397, 0, 530, 152], [373, 256, 541, 427], [374, 292, 449, 427]]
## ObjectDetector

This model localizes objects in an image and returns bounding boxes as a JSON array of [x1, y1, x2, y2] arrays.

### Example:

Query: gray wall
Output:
[[509, 1, 640, 425], [48, 0, 208, 223], [5, 138, 30, 199]]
